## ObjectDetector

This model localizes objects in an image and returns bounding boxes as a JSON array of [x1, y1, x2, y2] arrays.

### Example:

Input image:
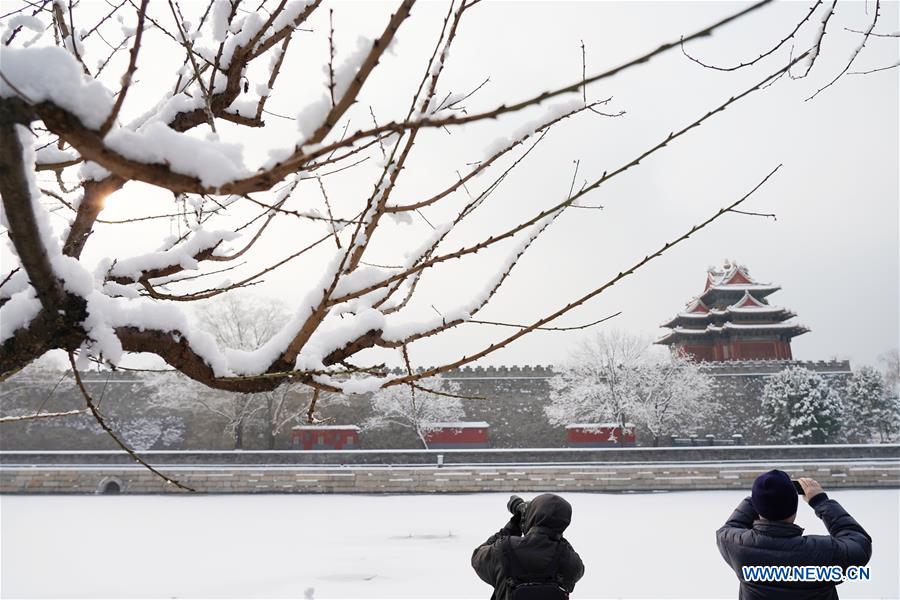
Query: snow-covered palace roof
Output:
[[657, 261, 809, 346], [699, 260, 779, 302], [661, 291, 798, 328]]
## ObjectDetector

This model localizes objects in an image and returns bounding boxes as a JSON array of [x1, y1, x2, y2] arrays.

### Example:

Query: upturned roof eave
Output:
[[656, 323, 810, 345]]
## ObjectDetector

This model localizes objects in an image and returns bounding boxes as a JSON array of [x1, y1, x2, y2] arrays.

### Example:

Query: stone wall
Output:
[[0, 361, 855, 450], [2, 461, 896, 495]]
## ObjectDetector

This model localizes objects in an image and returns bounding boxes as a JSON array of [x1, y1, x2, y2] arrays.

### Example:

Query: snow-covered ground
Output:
[[1, 490, 897, 599]]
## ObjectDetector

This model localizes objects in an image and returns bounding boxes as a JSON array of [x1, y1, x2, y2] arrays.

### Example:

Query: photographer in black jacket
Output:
[[716, 470, 872, 600], [471, 493, 584, 599]]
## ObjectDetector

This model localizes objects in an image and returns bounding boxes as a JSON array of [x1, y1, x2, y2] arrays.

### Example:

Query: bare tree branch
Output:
[[68, 351, 195, 491]]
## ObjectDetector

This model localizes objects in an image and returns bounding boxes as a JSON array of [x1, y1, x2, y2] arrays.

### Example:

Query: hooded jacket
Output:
[[471, 494, 585, 599], [716, 493, 872, 600]]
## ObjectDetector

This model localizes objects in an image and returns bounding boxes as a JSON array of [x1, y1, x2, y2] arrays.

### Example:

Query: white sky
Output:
[[5, 0, 899, 371]]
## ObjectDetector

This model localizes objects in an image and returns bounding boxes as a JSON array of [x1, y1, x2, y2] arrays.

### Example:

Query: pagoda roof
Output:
[[734, 290, 767, 308], [697, 262, 779, 304], [700, 283, 780, 302], [705, 261, 760, 288], [656, 321, 810, 345], [661, 292, 796, 328], [658, 262, 807, 346]]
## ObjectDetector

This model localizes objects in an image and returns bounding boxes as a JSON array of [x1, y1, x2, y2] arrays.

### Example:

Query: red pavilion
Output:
[[657, 261, 808, 361]]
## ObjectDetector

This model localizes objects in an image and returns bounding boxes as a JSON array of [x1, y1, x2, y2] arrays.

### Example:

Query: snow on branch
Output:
[[0, 0, 877, 407], [106, 228, 238, 282]]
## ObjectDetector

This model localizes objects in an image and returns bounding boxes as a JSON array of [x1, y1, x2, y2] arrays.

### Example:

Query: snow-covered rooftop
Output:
[[704, 283, 780, 294], [665, 303, 792, 324], [705, 260, 763, 288], [659, 265, 804, 340], [668, 322, 807, 334]]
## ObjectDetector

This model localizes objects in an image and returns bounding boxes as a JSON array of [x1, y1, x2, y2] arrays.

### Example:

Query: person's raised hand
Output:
[[798, 477, 824, 503]]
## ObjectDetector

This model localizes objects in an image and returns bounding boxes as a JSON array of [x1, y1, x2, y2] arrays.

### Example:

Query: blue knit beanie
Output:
[[751, 469, 798, 520]]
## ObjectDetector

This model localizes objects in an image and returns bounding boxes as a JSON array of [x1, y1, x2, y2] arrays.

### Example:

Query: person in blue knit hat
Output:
[[716, 470, 872, 600]]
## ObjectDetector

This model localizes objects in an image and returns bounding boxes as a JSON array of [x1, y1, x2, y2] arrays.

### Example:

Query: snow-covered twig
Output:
[[806, 0, 881, 100], [0, 408, 86, 423], [791, 0, 837, 80]]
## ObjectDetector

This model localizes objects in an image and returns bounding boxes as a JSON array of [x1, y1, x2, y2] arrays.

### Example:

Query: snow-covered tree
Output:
[[259, 383, 319, 450], [844, 366, 900, 443], [196, 295, 312, 448], [759, 366, 844, 444], [143, 370, 255, 449], [112, 415, 186, 451], [546, 331, 644, 445], [633, 351, 715, 446], [195, 294, 288, 356], [363, 377, 463, 448], [872, 393, 900, 444], [143, 294, 313, 448], [879, 349, 899, 398], [546, 332, 714, 446], [843, 366, 888, 443], [875, 350, 900, 442]]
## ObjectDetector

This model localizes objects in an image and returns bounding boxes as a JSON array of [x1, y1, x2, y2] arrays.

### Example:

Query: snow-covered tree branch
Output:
[[0, 0, 886, 405]]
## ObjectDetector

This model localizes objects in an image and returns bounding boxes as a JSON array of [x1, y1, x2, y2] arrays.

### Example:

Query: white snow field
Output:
[[1, 490, 897, 599]]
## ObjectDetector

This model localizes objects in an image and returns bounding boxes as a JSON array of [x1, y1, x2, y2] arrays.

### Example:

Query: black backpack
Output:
[[502, 536, 569, 600]]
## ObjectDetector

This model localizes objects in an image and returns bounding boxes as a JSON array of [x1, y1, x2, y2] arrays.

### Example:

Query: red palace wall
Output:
[[566, 425, 636, 447], [682, 343, 716, 362], [291, 428, 360, 450], [680, 339, 793, 362], [424, 426, 489, 449]]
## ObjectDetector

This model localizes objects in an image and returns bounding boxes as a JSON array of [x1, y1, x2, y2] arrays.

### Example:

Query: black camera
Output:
[[508, 495, 529, 522]]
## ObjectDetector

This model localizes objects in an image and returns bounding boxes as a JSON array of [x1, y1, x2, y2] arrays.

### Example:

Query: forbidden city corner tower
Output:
[[657, 261, 809, 362]]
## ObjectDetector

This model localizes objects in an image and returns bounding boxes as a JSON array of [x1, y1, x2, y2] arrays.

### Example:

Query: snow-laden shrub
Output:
[[759, 366, 844, 444], [844, 365, 899, 443]]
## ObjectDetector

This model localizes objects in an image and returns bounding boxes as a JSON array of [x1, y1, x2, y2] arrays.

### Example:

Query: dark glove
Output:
[[507, 494, 529, 527], [503, 516, 524, 537]]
